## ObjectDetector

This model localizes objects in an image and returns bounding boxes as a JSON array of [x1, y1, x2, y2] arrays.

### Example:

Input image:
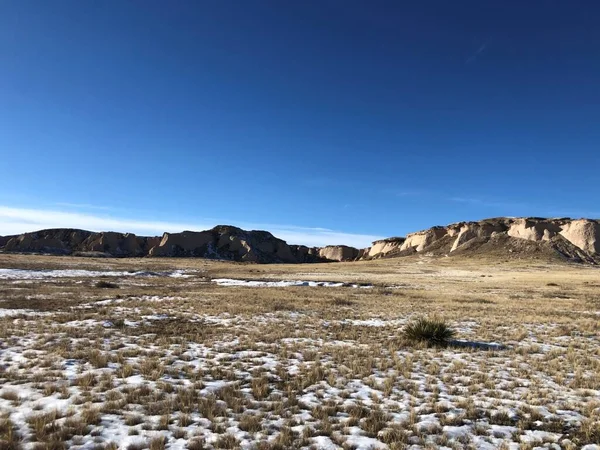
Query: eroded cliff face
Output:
[[2, 217, 599, 264], [559, 219, 600, 255], [363, 238, 406, 259], [3, 229, 94, 255], [148, 226, 301, 263], [365, 218, 600, 263], [401, 227, 448, 253], [0, 226, 324, 263]]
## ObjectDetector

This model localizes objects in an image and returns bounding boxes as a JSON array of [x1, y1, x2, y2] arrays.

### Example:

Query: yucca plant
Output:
[[403, 317, 455, 346]]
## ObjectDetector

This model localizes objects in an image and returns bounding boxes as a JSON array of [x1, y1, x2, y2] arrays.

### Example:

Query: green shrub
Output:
[[403, 317, 455, 346]]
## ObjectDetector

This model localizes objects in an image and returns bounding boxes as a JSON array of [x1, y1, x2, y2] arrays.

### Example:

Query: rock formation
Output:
[[361, 217, 600, 264], [402, 226, 451, 252], [290, 245, 322, 263], [3, 229, 94, 255], [2, 217, 599, 264], [0, 235, 9, 248], [318, 245, 359, 262], [559, 219, 600, 256], [148, 226, 302, 263], [363, 237, 406, 259], [0, 226, 325, 263]]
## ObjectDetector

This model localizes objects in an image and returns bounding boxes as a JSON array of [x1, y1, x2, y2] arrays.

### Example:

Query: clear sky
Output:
[[1, 1, 599, 247]]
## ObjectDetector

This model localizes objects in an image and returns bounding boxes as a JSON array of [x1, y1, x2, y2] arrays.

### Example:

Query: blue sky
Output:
[[1, 1, 599, 247]]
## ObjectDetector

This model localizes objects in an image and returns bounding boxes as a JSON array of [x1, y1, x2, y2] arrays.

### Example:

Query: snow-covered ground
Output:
[[0, 263, 599, 449]]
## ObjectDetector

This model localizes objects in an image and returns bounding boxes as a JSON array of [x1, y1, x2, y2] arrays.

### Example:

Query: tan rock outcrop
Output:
[[319, 245, 359, 261], [365, 237, 406, 259], [401, 227, 447, 252], [366, 217, 600, 263], [559, 219, 600, 255], [450, 221, 507, 252], [507, 218, 561, 242]]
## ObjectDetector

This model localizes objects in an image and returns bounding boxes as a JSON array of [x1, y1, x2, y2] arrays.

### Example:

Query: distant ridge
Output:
[[1, 217, 599, 264], [0, 226, 325, 263]]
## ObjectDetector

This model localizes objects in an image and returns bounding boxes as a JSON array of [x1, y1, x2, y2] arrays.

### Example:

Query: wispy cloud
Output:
[[0, 206, 382, 248], [466, 43, 487, 64]]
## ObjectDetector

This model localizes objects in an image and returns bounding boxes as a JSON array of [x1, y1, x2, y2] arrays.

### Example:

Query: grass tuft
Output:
[[403, 316, 455, 346]]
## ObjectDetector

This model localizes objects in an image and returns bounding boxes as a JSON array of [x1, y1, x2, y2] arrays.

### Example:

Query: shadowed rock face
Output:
[[289, 245, 323, 263], [3, 229, 94, 255], [364, 217, 600, 264], [0, 226, 325, 263], [148, 226, 305, 263], [0, 235, 10, 248]]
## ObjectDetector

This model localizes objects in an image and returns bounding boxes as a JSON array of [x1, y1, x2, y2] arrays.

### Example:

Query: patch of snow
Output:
[[212, 278, 372, 288], [344, 435, 386, 449], [0, 309, 37, 317], [520, 430, 561, 443], [0, 268, 194, 280], [341, 318, 405, 327], [311, 436, 338, 449]]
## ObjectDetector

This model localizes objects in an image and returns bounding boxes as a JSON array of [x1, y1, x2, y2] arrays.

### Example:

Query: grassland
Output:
[[0, 253, 599, 449]]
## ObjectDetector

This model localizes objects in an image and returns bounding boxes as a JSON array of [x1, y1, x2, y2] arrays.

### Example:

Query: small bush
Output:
[[95, 281, 119, 289], [403, 317, 455, 346]]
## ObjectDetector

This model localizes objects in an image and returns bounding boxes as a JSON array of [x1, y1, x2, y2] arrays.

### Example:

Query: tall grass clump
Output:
[[403, 317, 455, 346]]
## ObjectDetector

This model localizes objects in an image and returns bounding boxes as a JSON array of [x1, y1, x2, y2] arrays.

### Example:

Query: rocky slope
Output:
[[362, 217, 600, 264], [0, 226, 326, 263]]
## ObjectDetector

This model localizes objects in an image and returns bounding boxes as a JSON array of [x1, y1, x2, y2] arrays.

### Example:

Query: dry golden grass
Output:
[[0, 253, 599, 448]]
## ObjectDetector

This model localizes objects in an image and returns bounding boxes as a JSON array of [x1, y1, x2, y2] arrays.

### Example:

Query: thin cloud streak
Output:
[[466, 43, 487, 63], [0, 206, 382, 248]]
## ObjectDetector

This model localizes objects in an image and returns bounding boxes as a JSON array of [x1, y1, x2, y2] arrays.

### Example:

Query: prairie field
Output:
[[0, 253, 599, 450]]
